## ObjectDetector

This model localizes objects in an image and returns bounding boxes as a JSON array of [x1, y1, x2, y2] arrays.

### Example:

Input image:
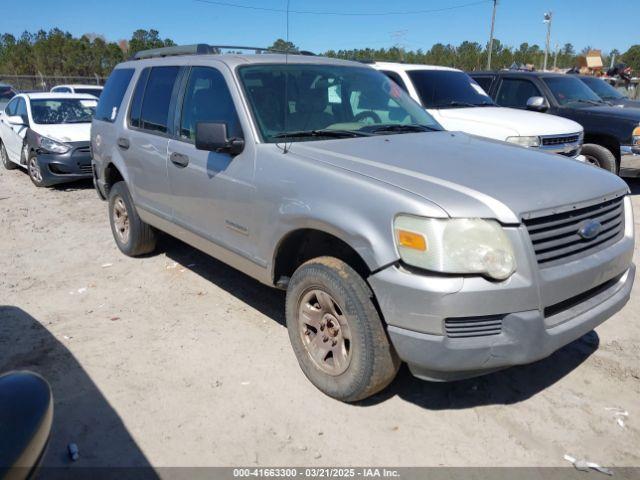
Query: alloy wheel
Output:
[[28, 156, 43, 183], [298, 289, 352, 376], [112, 196, 130, 245]]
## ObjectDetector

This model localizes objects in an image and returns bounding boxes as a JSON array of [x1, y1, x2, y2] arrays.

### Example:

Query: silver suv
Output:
[[91, 45, 635, 402]]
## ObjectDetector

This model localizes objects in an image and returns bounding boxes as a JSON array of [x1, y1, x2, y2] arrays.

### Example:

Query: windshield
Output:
[[542, 76, 605, 106], [407, 70, 495, 108], [74, 88, 102, 97], [30, 98, 97, 124], [579, 77, 626, 100], [238, 64, 442, 143]]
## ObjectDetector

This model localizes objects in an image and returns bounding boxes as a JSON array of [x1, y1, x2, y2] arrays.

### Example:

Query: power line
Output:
[[195, 0, 492, 17]]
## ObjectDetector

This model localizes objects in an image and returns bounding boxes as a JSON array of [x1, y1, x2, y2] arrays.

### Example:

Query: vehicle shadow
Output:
[[51, 179, 94, 192], [161, 234, 286, 327], [159, 235, 600, 409], [0, 306, 158, 476]]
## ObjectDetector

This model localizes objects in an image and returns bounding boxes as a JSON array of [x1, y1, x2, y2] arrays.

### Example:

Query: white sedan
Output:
[[0, 93, 97, 187]]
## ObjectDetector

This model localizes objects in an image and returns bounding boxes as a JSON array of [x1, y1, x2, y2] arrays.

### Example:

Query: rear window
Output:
[[95, 68, 134, 122], [75, 87, 103, 98], [139, 66, 180, 134]]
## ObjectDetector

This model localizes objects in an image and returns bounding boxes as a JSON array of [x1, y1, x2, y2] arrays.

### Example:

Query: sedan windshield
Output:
[[30, 98, 97, 124], [579, 76, 626, 101], [543, 76, 606, 106], [407, 70, 495, 108], [238, 64, 442, 143]]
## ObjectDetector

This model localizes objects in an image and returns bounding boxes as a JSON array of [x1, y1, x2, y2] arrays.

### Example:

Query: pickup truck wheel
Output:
[[108, 181, 156, 256], [286, 257, 400, 402], [582, 143, 617, 174], [1, 142, 18, 170]]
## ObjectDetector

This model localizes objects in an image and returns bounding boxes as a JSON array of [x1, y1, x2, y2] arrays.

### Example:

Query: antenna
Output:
[[282, 0, 291, 154]]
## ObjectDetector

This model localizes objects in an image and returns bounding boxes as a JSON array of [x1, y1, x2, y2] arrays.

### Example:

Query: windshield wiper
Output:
[[369, 124, 438, 134], [572, 99, 604, 106], [271, 129, 371, 139]]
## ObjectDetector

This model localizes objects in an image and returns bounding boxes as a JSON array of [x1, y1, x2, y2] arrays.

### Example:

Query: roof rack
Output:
[[131, 44, 315, 60]]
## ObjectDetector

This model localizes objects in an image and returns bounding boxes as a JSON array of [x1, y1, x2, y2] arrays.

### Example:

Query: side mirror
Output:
[[7, 115, 28, 126], [526, 96, 549, 112], [195, 122, 244, 156]]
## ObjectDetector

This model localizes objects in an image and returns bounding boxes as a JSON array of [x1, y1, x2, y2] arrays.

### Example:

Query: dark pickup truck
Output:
[[470, 71, 640, 176]]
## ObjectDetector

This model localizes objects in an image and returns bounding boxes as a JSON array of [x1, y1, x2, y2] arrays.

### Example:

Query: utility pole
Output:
[[553, 43, 559, 70], [543, 11, 553, 71], [487, 0, 498, 70]]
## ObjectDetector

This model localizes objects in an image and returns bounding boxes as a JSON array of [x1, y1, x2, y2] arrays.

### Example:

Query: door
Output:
[[167, 65, 256, 259], [1, 97, 28, 162], [123, 66, 181, 218]]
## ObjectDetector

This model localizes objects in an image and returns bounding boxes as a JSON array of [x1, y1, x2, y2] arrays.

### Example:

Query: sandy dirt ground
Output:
[[1, 164, 639, 472]]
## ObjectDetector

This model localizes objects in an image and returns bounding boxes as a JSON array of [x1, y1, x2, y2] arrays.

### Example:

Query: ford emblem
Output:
[[578, 219, 602, 240]]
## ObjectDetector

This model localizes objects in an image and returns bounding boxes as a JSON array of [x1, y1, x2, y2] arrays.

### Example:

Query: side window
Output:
[[179, 66, 241, 141], [139, 66, 180, 134], [496, 78, 542, 108], [129, 68, 150, 128], [381, 71, 408, 92], [4, 97, 18, 116], [16, 98, 28, 121], [472, 76, 494, 94], [95, 68, 134, 122]]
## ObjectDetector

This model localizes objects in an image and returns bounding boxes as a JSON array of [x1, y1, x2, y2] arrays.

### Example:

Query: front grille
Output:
[[444, 315, 503, 338], [544, 273, 623, 319], [542, 134, 580, 146], [78, 164, 92, 174], [524, 196, 625, 267]]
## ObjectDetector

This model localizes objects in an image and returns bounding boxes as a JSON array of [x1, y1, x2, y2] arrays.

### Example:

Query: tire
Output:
[[1, 142, 18, 170], [108, 181, 156, 256], [285, 256, 400, 402], [581, 143, 617, 174], [27, 150, 46, 187]]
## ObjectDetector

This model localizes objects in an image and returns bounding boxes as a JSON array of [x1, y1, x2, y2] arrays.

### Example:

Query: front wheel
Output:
[[27, 151, 45, 187], [108, 181, 156, 256], [285, 257, 400, 402], [581, 143, 617, 174]]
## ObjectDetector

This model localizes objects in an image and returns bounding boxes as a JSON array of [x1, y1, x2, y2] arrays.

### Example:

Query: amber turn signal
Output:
[[396, 229, 427, 251]]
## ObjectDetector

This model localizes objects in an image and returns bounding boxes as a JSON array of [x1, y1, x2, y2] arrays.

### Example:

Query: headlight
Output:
[[39, 136, 70, 154], [394, 216, 517, 280], [633, 126, 640, 147], [505, 136, 541, 148]]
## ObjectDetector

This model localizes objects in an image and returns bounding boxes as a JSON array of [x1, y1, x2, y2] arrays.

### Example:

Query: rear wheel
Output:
[[1, 142, 18, 170], [582, 143, 617, 174], [108, 181, 156, 256], [285, 257, 400, 402]]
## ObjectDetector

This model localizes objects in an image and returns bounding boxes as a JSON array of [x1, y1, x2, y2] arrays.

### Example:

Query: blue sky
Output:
[[1, 0, 637, 54]]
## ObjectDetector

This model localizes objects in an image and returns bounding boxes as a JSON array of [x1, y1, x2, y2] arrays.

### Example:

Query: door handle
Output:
[[117, 137, 130, 150], [170, 152, 189, 168]]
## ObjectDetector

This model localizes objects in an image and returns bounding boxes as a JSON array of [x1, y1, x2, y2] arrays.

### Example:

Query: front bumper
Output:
[[36, 142, 92, 186], [369, 215, 635, 381]]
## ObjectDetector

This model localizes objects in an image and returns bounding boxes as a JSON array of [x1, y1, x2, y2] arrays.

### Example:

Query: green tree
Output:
[[622, 45, 640, 73], [128, 29, 175, 57], [269, 38, 298, 53]]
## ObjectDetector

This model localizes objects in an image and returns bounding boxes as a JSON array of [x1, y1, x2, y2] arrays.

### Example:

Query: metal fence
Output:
[[0, 74, 107, 92]]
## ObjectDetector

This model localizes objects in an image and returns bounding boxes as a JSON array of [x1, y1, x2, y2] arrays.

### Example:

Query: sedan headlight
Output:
[[505, 136, 541, 148], [394, 216, 517, 280], [39, 136, 70, 154]]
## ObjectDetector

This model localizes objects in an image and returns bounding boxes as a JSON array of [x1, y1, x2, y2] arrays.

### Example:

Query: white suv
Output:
[[373, 62, 585, 160]]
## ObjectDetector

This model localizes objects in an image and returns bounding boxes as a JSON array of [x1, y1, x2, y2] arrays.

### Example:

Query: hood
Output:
[[570, 103, 640, 121], [432, 106, 582, 138], [608, 98, 640, 109], [31, 123, 91, 143], [292, 131, 628, 224]]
